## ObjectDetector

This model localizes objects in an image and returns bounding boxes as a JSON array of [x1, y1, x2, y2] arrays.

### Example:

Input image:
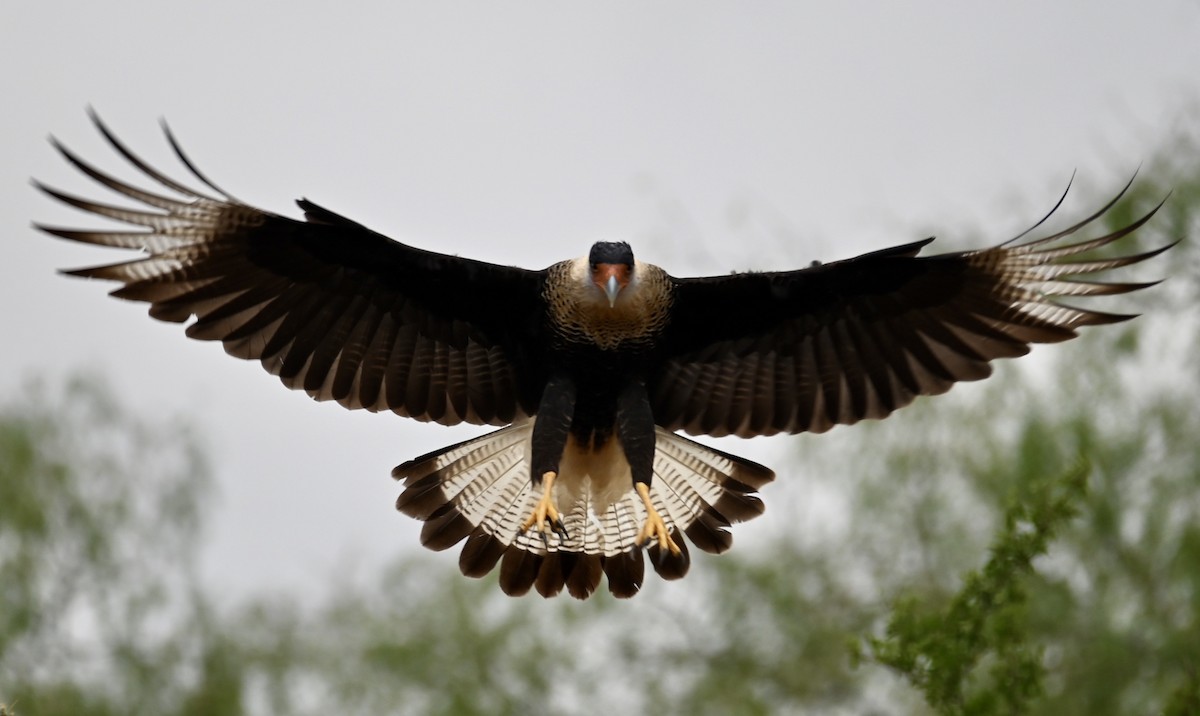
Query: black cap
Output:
[[588, 241, 634, 267]]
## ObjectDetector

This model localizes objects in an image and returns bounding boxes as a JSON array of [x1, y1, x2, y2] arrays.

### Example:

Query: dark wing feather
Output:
[[652, 184, 1173, 438], [35, 113, 547, 426]]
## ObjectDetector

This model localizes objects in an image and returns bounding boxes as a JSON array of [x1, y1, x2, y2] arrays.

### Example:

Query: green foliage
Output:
[[860, 461, 1088, 715], [0, 375, 214, 715]]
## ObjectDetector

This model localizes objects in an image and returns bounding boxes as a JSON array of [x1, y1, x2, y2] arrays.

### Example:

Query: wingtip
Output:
[[86, 105, 117, 141], [1157, 237, 1183, 254], [157, 116, 179, 147], [35, 224, 75, 241], [1129, 239, 1183, 266], [1002, 173, 1076, 247], [1081, 309, 1141, 326], [158, 117, 239, 201], [29, 179, 68, 202], [58, 265, 96, 279]]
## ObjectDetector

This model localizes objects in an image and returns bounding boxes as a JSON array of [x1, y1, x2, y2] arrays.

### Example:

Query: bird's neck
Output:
[[547, 258, 674, 351]]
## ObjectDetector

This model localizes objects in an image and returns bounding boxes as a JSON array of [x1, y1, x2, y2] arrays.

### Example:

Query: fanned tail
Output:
[[392, 421, 773, 599]]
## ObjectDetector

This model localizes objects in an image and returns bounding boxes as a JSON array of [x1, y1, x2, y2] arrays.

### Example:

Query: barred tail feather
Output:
[[391, 421, 774, 599]]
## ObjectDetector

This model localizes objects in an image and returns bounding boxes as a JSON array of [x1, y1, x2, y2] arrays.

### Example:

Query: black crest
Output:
[[588, 241, 634, 267]]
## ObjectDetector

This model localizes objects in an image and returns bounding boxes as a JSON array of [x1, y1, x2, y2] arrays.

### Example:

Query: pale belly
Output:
[[552, 432, 634, 519]]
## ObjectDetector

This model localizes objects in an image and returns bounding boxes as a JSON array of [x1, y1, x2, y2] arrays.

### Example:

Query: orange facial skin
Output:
[[592, 262, 631, 306]]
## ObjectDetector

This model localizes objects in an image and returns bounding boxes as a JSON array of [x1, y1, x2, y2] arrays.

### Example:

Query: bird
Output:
[[35, 111, 1173, 600]]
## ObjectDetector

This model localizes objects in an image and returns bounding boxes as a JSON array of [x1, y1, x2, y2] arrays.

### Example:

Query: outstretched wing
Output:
[[651, 184, 1173, 438], [36, 112, 547, 426]]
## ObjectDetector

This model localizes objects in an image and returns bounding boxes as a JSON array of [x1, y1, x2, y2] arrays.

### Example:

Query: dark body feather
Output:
[[35, 113, 1174, 598]]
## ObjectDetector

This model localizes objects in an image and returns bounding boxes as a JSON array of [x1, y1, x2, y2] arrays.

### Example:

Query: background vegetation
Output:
[[2, 140, 1197, 715]]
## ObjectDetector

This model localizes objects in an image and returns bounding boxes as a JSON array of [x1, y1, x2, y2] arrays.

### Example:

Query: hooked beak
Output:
[[604, 275, 620, 307], [592, 263, 630, 308]]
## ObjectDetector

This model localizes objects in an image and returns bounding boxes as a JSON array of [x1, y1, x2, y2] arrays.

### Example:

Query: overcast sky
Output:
[[2, 2, 1197, 602]]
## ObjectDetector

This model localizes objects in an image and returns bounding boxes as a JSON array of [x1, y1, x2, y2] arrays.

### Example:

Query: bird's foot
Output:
[[635, 483, 681, 555], [521, 471, 568, 538]]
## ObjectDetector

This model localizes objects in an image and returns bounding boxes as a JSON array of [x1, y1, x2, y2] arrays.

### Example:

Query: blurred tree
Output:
[[2, 140, 1197, 716], [0, 375, 214, 715]]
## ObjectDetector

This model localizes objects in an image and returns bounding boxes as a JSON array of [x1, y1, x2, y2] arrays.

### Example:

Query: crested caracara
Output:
[[35, 112, 1174, 599]]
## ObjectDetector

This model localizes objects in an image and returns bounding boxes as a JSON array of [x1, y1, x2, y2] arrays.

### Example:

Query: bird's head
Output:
[[588, 241, 634, 308]]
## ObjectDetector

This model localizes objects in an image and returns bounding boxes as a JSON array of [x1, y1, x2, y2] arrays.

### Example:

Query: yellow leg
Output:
[[635, 483, 681, 555], [521, 471, 567, 537]]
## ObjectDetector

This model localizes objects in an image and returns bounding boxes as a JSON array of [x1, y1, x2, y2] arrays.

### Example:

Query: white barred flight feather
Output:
[[394, 421, 772, 598], [36, 112, 1175, 599]]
